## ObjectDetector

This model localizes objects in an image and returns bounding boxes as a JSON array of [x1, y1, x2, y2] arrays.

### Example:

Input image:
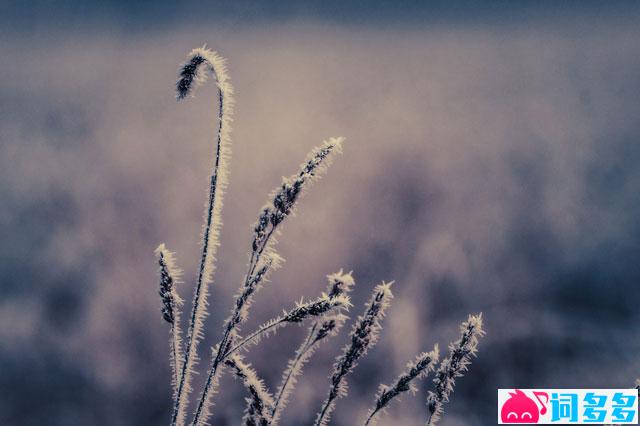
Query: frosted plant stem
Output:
[[172, 334, 181, 384], [271, 324, 316, 418], [426, 314, 484, 426], [364, 348, 439, 426], [156, 245, 185, 399], [223, 321, 284, 358], [171, 47, 234, 426], [314, 283, 393, 426], [225, 355, 275, 425], [191, 243, 269, 425], [173, 87, 223, 426], [226, 291, 349, 362]]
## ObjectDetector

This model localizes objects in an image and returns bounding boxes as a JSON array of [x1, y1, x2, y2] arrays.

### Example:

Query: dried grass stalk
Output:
[[365, 346, 439, 425], [171, 46, 234, 426], [426, 314, 484, 426], [156, 244, 185, 397], [314, 283, 394, 426], [225, 355, 275, 426]]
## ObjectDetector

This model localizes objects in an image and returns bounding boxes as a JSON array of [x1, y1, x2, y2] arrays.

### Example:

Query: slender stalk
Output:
[[156, 244, 185, 395], [225, 355, 275, 426], [426, 314, 484, 426], [171, 47, 234, 426], [223, 294, 350, 359], [364, 347, 439, 426], [224, 321, 287, 359], [315, 283, 394, 426], [271, 324, 316, 417]]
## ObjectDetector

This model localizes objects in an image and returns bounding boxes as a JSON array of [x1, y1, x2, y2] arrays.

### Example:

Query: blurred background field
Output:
[[2, 2, 640, 424]]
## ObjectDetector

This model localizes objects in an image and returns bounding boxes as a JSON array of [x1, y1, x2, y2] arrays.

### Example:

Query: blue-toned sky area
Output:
[[2, 1, 640, 425]]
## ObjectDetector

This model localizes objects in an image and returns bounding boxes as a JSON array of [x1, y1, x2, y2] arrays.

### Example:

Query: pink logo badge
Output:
[[501, 389, 549, 423]]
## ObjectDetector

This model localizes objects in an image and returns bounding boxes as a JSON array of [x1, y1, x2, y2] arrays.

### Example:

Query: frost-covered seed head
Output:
[[326, 269, 355, 298], [176, 47, 232, 101], [270, 139, 343, 226], [283, 294, 351, 324], [252, 207, 272, 252], [156, 244, 183, 324], [426, 313, 485, 425], [176, 54, 206, 99], [333, 283, 393, 387]]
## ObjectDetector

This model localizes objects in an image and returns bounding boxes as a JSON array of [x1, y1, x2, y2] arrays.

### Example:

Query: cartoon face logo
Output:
[[501, 389, 548, 423]]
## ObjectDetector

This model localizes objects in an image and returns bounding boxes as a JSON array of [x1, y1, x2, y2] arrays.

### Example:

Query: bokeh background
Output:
[[2, 1, 640, 425]]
